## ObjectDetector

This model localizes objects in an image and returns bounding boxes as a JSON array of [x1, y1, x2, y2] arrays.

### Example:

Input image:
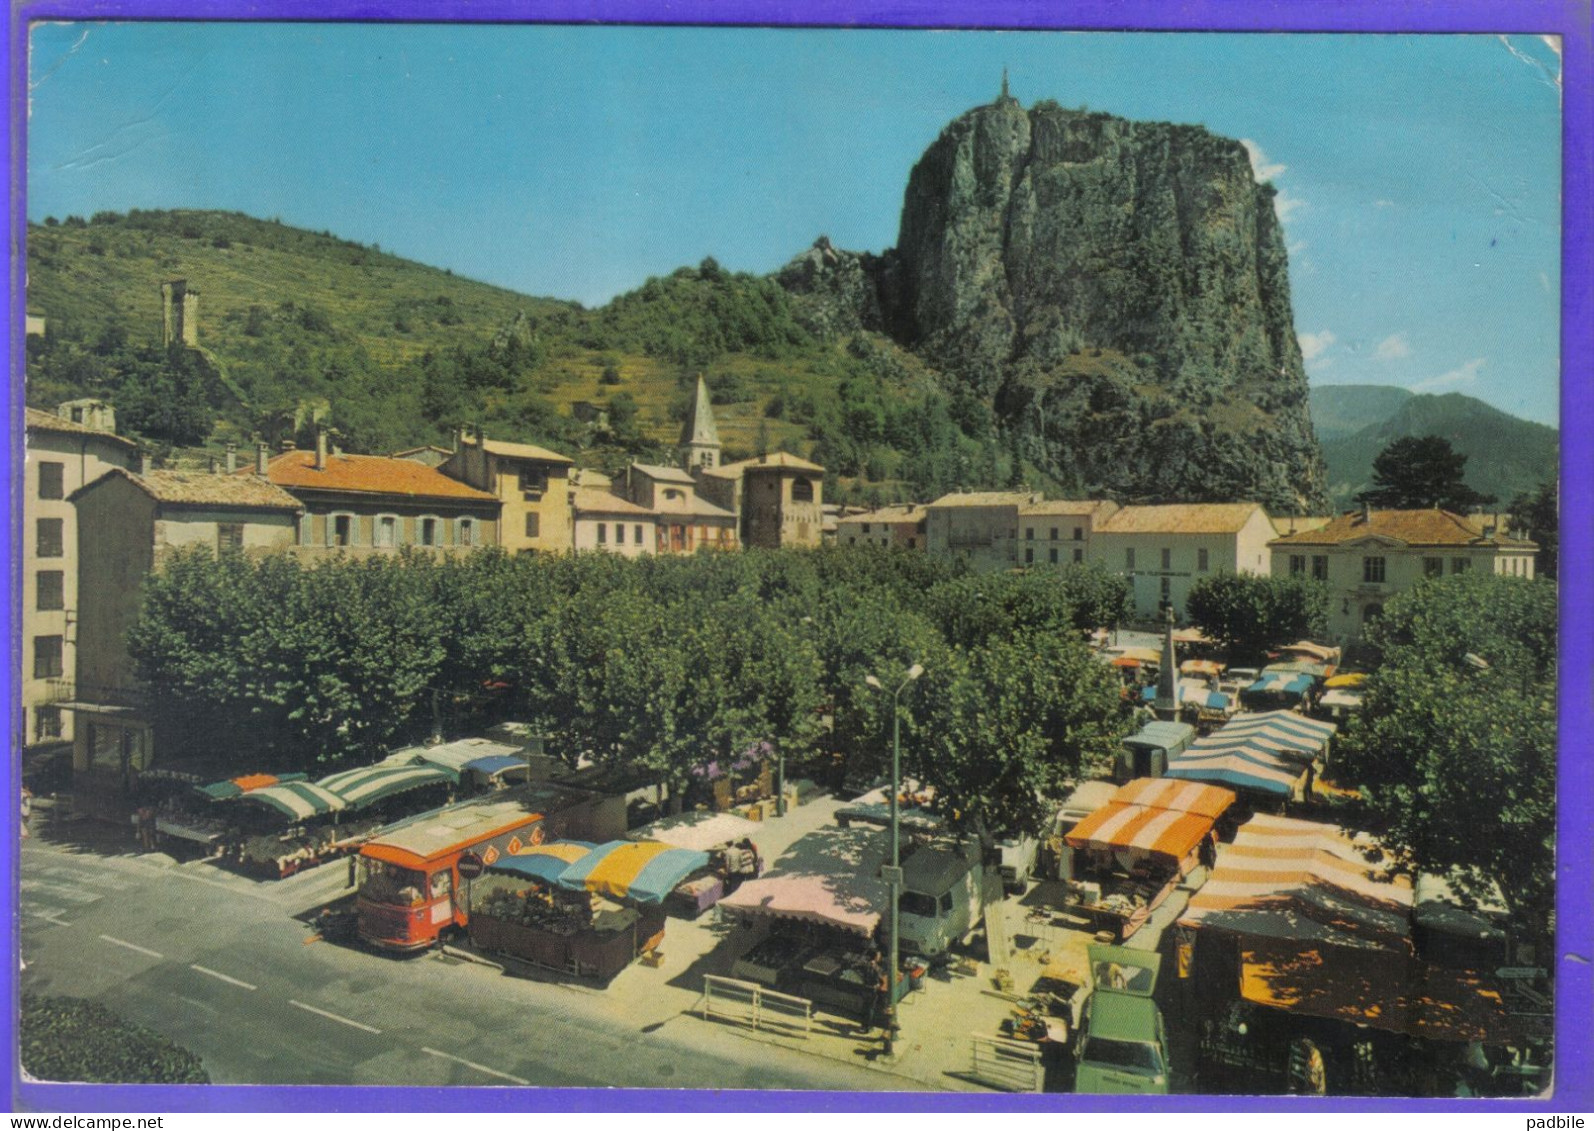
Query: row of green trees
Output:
[[1335, 571, 1557, 948], [130, 547, 1135, 838], [131, 541, 1558, 942], [1182, 566, 1557, 946]]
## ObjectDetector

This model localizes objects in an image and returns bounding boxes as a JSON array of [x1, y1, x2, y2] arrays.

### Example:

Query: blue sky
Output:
[[25, 24, 1563, 426]]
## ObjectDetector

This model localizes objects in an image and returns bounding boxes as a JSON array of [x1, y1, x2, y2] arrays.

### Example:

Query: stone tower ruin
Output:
[[160, 279, 200, 347]]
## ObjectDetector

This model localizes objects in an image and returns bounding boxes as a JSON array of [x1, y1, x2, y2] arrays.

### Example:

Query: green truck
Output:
[[1074, 944, 1171, 1094]]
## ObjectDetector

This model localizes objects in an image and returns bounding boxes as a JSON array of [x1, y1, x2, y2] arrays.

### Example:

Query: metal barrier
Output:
[[969, 1032, 1045, 1093], [701, 975, 812, 1038]]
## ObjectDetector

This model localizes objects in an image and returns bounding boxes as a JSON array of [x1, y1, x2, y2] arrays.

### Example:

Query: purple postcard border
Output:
[[3, 0, 1590, 1114]]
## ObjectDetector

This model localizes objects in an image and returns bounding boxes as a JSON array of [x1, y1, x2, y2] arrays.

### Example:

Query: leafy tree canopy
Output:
[[917, 629, 1127, 839], [1334, 572, 1556, 945], [130, 545, 1130, 835], [1355, 434, 1494, 511], [1186, 571, 1327, 663]]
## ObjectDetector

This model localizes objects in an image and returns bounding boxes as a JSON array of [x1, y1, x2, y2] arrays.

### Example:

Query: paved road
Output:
[[19, 836, 902, 1092]]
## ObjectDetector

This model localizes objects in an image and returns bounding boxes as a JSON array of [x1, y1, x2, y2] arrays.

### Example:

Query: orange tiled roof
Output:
[[25, 407, 138, 450], [1272, 515, 1334, 536], [1096, 503, 1267, 535], [1270, 508, 1536, 549], [77, 467, 301, 510], [255, 450, 498, 503]]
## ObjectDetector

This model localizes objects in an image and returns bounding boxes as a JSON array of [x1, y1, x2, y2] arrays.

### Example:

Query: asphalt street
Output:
[[18, 831, 901, 1093]]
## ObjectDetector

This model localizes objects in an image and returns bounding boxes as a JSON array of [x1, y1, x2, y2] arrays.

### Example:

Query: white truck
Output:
[[897, 841, 984, 959]]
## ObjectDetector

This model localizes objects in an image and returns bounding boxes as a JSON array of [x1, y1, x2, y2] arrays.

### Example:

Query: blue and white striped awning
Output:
[[464, 754, 528, 781], [410, 737, 524, 774], [1165, 747, 1304, 798], [1199, 711, 1338, 763]]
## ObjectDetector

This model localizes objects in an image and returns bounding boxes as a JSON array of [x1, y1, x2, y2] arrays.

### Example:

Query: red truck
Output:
[[356, 796, 547, 952]]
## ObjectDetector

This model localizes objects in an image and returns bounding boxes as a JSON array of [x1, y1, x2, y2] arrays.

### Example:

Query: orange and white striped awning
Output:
[[1064, 778, 1236, 863], [1178, 813, 1412, 947], [1111, 777, 1236, 820]]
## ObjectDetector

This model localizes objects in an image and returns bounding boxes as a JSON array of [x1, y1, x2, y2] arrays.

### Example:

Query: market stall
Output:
[[394, 737, 531, 792], [1180, 659, 1225, 681], [1177, 814, 1514, 1090], [834, 780, 944, 834], [153, 772, 310, 851], [1276, 640, 1341, 669], [1208, 710, 1337, 749], [626, 811, 763, 914], [688, 742, 776, 815], [557, 840, 712, 909], [718, 824, 908, 1018], [1315, 688, 1364, 724], [1163, 744, 1307, 800], [1238, 672, 1315, 712], [1061, 777, 1236, 941], [1166, 711, 1338, 803], [467, 838, 700, 979], [1140, 682, 1235, 728], [464, 841, 668, 980], [230, 779, 361, 878], [1102, 646, 1161, 700], [195, 772, 307, 801], [318, 762, 459, 815]]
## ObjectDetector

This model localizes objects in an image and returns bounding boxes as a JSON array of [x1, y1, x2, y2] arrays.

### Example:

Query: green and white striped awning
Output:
[[237, 781, 348, 821], [317, 763, 458, 810], [196, 772, 308, 801]]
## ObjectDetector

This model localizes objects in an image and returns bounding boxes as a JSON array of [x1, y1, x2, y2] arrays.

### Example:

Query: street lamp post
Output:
[[864, 662, 923, 1058]]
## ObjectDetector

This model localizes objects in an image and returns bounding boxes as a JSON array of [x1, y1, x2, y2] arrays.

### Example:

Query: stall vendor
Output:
[[720, 837, 762, 889]]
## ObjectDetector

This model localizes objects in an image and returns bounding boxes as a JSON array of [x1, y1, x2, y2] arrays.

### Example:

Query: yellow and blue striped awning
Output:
[[556, 840, 710, 905]]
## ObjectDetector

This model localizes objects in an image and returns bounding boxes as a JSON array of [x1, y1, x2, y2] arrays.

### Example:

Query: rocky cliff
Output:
[[782, 96, 1328, 511]]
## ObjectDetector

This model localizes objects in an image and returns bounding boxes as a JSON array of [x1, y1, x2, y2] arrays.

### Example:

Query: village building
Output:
[[1016, 499, 1121, 569], [1269, 507, 1538, 641], [437, 428, 571, 554], [21, 404, 140, 752], [922, 491, 1038, 571], [623, 463, 738, 553], [697, 452, 825, 549], [571, 488, 659, 557], [64, 466, 303, 810], [835, 504, 928, 550], [821, 503, 868, 544], [257, 432, 500, 552], [1091, 502, 1277, 620]]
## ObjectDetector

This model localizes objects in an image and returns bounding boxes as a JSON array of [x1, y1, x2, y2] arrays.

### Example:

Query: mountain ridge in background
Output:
[[1310, 384, 1557, 510]]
